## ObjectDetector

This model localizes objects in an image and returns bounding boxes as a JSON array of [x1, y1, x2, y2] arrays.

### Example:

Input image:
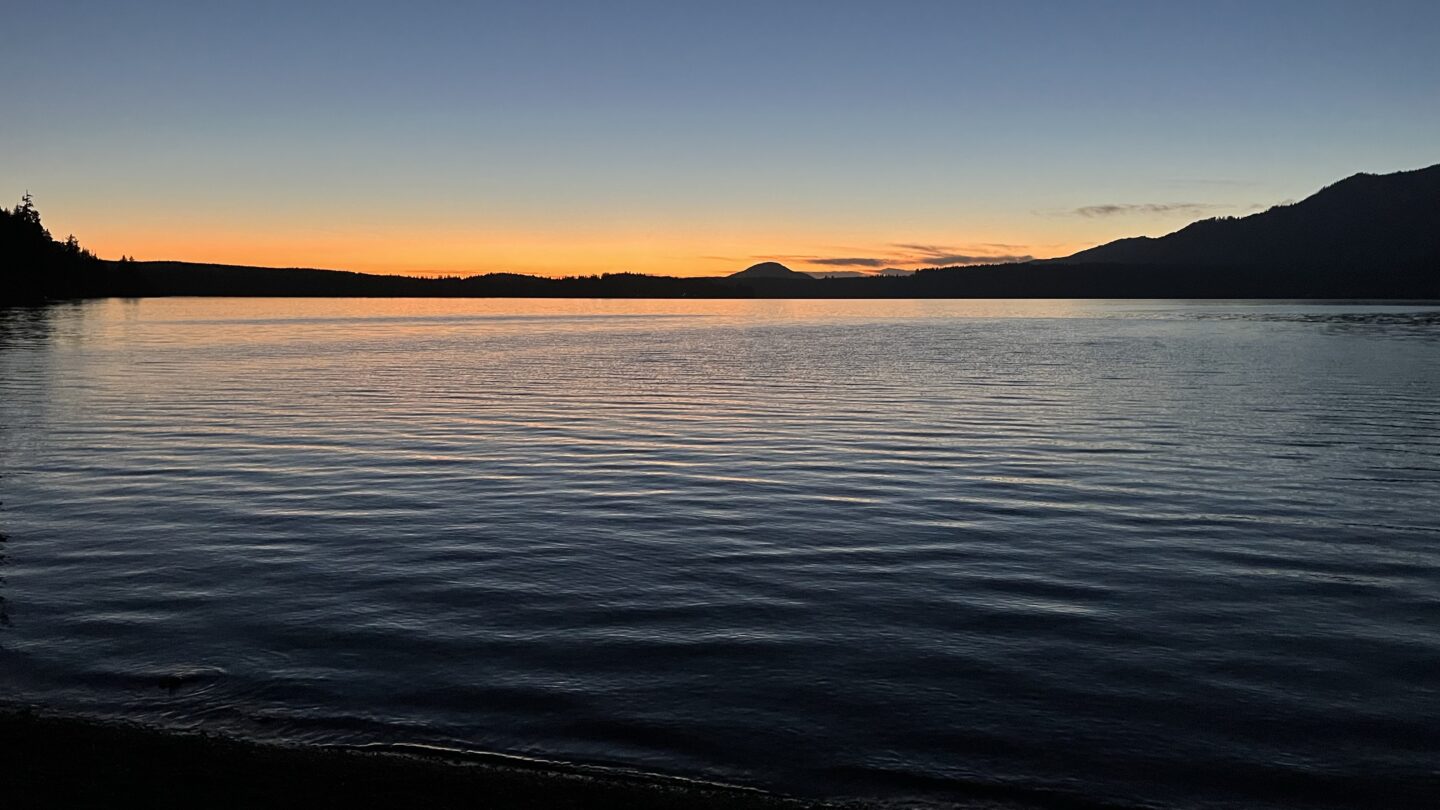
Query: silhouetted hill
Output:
[[1054, 164, 1440, 271], [0, 194, 134, 302], [6, 165, 1438, 301], [868, 162, 1439, 295], [728, 261, 815, 280]]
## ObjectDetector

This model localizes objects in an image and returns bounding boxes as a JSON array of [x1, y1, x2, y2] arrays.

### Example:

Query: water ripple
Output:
[[2, 298, 1439, 809]]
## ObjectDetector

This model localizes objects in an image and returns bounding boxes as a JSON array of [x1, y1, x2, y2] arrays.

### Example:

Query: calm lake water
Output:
[[2, 298, 1438, 808]]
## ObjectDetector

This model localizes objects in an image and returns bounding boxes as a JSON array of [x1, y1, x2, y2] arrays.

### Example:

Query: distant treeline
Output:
[[22, 258, 1431, 300], [1, 194, 144, 301], [116, 263, 755, 298], [5, 185, 1438, 302]]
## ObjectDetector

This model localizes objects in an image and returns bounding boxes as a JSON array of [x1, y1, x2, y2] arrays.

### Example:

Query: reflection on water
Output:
[[1, 298, 1439, 809], [0, 528, 9, 630], [1185, 306, 1440, 339]]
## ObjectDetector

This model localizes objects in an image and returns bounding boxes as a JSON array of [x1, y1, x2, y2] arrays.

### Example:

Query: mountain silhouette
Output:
[[728, 261, 815, 280], [6, 165, 1438, 302], [1052, 164, 1440, 271]]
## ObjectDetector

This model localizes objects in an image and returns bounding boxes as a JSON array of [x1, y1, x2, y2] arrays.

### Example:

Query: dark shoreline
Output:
[[9, 254, 1440, 302], [1, 706, 836, 810], [0, 705, 1147, 810]]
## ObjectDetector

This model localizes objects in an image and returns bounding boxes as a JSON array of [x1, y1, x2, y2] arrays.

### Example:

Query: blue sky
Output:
[[3, 1, 1437, 274]]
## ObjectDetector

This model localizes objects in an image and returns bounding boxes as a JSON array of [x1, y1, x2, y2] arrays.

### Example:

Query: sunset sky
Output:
[[4, 1, 1438, 277]]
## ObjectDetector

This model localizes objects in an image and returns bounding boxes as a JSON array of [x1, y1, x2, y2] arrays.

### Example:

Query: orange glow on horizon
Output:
[[73, 222, 1095, 278]]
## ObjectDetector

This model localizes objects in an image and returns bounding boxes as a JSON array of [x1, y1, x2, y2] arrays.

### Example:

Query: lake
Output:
[[2, 298, 1437, 808]]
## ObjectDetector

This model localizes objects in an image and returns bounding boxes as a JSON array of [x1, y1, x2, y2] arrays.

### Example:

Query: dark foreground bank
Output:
[[0, 708, 830, 810], [0, 707, 1136, 810]]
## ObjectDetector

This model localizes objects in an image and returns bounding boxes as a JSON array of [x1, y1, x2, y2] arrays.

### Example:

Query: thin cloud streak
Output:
[[920, 252, 1034, 265], [889, 243, 1035, 266], [755, 243, 1035, 272], [1063, 202, 1232, 218], [809, 257, 890, 267]]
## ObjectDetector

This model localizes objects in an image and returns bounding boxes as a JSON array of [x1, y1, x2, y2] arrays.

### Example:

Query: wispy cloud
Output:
[[913, 252, 1035, 265], [1060, 202, 1231, 218], [754, 243, 1034, 273], [887, 243, 1034, 266], [889, 242, 948, 254], [809, 257, 890, 267]]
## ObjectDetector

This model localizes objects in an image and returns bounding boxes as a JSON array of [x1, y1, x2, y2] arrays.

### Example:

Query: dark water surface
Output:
[[2, 298, 1438, 808]]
